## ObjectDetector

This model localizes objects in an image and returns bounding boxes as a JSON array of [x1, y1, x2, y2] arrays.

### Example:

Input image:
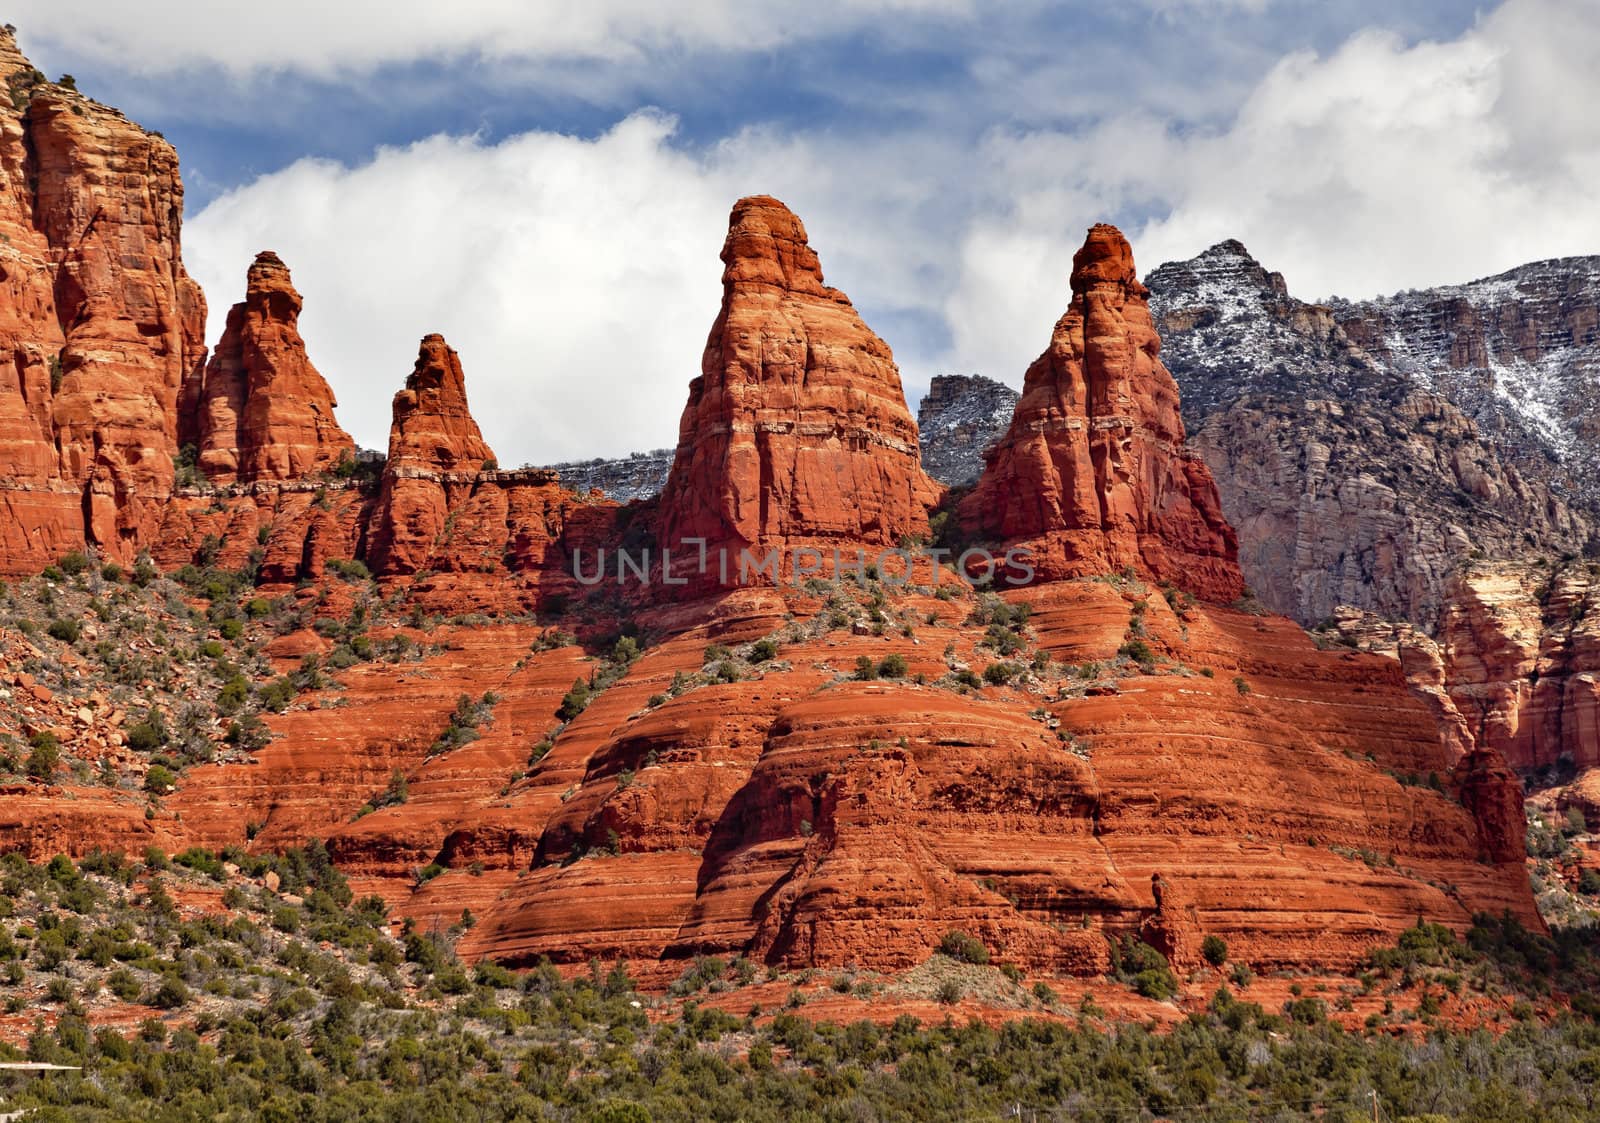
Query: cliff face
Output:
[[1149, 241, 1595, 630], [656, 196, 941, 582], [0, 30, 207, 568], [1434, 560, 1600, 776], [1332, 258, 1600, 516], [916, 373, 1017, 487], [961, 225, 1242, 602], [186, 251, 353, 485]]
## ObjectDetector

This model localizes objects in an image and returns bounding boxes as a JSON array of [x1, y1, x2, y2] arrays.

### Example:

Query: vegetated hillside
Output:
[[0, 848, 1597, 1120]]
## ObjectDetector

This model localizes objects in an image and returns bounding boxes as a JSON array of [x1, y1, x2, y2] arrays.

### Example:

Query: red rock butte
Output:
[[656, 195, 941, 584], [961, 224, 1243, 602]]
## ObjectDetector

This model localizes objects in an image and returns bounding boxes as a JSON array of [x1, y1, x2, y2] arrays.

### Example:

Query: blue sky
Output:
[[11, 1, 1598, 463]]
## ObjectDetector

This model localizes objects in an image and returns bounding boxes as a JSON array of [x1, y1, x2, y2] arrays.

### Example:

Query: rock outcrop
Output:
[[0, 30, 207, 569], [961, 225, 1242, 602], [656, 196, 940, 584], [184, 251, 353, 484], [1331, 257, 1600, 516], [366, 334, 497, 576], [916, 374, 1018, 487], [1149, 240, 1595, 629], [1435, 560, 1600, 775]]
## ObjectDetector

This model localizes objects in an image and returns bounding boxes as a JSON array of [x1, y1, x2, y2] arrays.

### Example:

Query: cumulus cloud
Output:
[[9, 0, 971, 78], [189, 114, 732, 462], [183, 0, 1600, 465], [941, 0, 1600, 389], [186, 113, 955, 464]]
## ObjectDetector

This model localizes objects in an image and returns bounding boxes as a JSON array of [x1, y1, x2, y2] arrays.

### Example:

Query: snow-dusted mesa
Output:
[[1148, 242, 1597, 633]]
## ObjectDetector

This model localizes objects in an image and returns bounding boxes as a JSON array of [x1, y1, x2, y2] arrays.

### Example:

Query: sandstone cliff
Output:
[[0, 29, 206, 569], [962, 225, 1241, 602]]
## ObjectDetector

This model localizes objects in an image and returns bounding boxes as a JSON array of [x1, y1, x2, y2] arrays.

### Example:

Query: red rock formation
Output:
[[0, 31, 206, 569], [185, 251, 353, 484], [961, 224, 1241, 602], [445, 578, 1535, 977], [366, 334, 496, 575], [1439, 561, 1600, 773], [656, 196, 940, 585]]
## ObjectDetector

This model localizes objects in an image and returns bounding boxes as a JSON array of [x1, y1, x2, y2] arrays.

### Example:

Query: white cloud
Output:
[[184, 0, 1600, 466], [940, 0, 1600, 392], [188, 113, 740, 463], [186, 113, 954, 464], [10, 0, 970, 78]]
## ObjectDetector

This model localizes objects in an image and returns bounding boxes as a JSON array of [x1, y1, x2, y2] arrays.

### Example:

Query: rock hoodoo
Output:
[[183, 251, 354, 485], [961, 225, 1242, 601], [366, 334, 497, 575], [656, 196, 940, 583]]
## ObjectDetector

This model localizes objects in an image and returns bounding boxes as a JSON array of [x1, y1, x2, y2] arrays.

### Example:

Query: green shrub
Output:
[[47, 617, 81, 643], [982, 661, 1022, 685], [558, 678, 591, 721], [1202, 934, 1229, 967], [144, 765, 175, 793], [58, 551, 90, 577], [26, 732, 59, 779], [877, 653, 908, 679], [750, 638, 779, 663], [938, 930, 989, 965], [1118, 639, 1155, 668]]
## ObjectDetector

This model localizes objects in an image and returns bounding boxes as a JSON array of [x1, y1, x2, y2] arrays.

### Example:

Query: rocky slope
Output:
[[961, 225, 1241, 602], [1332, 258, 1600, 514], [1147, 241, 1594, 629], [537, 448, 673, 502], [916, 374, 1017, 487]]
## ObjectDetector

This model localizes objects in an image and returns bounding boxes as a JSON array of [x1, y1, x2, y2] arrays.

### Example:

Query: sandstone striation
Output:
[[961, 225, 1241, 602], [0, 30, 207, 569], [1435, 560, 1600, 775], [366, 334, 497, 576], [656, 196, 941, 583], [184, 251, 353, 484]]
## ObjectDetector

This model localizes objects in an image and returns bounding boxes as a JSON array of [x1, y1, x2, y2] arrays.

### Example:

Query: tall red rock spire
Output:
[[961, 224, 1242, 601], [187, 251, 353, 485], [366, 334, 496, 574], [656, 196, 940, 581]]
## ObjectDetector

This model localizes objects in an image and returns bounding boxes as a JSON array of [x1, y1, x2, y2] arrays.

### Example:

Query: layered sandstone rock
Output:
[[0, 30, 206, 568], [366, 334, 497, 575], [656, 196, 940, 584], [185, 251, 353, 484], [442, 578, 1534, 977], [1436, 560, 1600, 774], [962, 225, 1241, 602]]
